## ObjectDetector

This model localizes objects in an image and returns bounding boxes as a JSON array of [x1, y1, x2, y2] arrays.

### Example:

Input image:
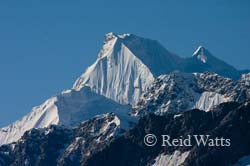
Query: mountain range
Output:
[[0, 33, 249, 166]]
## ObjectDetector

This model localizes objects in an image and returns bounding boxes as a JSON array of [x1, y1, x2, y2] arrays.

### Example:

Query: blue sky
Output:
[[0, 0, 249, 127]]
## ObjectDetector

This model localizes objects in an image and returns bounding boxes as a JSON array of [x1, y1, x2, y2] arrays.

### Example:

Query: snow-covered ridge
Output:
[[0, 97, 59, 146], [133, 71, 250, 116], [0, 87, 132, 146]]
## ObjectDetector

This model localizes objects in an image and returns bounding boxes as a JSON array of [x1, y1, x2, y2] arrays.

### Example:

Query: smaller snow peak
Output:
[[192, 45, 207, 63]]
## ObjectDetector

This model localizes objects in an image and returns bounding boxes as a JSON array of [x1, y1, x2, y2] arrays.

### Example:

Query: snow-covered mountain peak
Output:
[[185, 45, 244, 79], [73, 33, 159, 104], [73, 33, 186, 105], [192, 45, 208, 63]]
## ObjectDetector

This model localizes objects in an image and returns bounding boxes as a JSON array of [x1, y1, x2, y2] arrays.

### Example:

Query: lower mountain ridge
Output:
[[1, 101, 250, 166], [0, 113, 125, 166], [85, 101, 250, 166]]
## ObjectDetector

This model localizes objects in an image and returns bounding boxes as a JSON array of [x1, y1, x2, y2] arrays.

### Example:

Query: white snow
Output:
[[192, 46, 203, 56], [73, 34, 155, 105], [197, 54, 207, 63], [0, 97, 59, 146], [193, 91, 231, 112], [241, 73, 250, 86], [152, 151, 190, 166], [192, 46, 207, 63], [174, 114, 182, 119], [0, 87, 132, 146]]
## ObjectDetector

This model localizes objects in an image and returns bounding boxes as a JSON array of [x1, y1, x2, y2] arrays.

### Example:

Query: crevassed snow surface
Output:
[[152, 151, 190, 166], [0, 87, 131, 146], [73, 33, 155, 105]]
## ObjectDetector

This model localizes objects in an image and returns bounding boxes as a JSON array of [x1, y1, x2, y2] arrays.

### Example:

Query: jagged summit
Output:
[[104, 32, 131, 40], [98, 32, 136, 58]]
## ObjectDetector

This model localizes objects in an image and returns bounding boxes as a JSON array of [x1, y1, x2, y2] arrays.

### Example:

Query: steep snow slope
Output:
[[73, 33, 182, 104], [121, 34, 182, 76], [194, 92, 230, 112], [0, 87, 131, 146]]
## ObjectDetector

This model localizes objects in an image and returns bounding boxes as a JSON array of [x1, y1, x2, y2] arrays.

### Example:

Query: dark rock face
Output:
[[86, 101, 250, 166], [0, 113, 121, 166], [11, 126, 72, 166], [1, 102, 250, 166], [184, 102, 250, 166]]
